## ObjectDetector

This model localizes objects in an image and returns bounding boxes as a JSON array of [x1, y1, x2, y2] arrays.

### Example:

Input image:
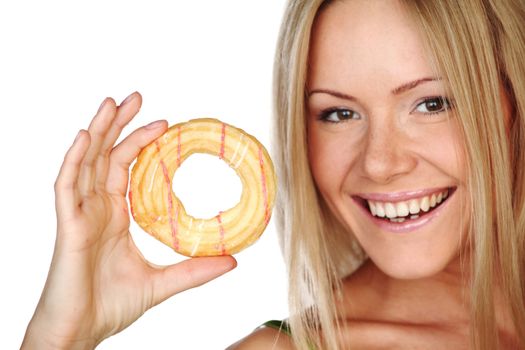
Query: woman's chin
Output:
[[369, 253, 460, 281]]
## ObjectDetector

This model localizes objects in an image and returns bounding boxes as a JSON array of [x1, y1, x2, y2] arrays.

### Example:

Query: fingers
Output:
[[95, 92, 143, 188], [76, 92, 144, 196], [77, 98, 118, 195], [105, 120, 168, 196], [99, 93, 142, 156], [55, 130, 91, 220], [58, 91, 166, 202], [151, 256, 238, 306]]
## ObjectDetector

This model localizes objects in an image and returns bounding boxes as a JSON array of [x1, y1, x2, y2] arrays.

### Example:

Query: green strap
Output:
[[262, 319, 292, 336], [261, 320, 316, 350]]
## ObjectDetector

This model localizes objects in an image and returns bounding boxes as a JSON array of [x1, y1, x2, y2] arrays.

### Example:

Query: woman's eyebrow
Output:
[[390, 77, 442, 95], [307, 89, 357, 101], [308, 77, 442, 100]]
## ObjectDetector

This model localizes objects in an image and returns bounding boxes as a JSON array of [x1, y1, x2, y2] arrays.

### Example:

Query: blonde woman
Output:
[[22, 0, 525, 349]]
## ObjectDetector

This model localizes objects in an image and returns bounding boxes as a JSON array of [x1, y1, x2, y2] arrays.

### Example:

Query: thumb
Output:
[[151, 256, 237, 305]]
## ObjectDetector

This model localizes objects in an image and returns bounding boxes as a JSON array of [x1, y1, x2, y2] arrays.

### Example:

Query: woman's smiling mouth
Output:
[[352, 187, 457, 233]]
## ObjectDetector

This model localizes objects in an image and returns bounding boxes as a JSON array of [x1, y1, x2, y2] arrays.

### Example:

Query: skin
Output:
[[307, 0, 469, 281], [21, 92, 237, 349], [23, 1, 519, 349], [308, 0, 517, 348], [235, 0, 517, 348]]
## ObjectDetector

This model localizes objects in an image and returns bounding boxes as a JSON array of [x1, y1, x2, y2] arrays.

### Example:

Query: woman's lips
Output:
[[351, 187, 457, 233]]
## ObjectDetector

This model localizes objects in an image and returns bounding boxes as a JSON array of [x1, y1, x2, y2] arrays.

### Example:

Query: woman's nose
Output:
[[360, 120, 417, 184]]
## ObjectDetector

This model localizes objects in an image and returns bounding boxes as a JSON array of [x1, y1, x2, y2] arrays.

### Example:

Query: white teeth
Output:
[[376, 202, 386, 217], [369, 202, 377, 216], [408, 199, 419, 214], [390, 217, 406, 223], [366, 189, 451, 220], [385, 203, 397, 218], [420, 196, 430, 212], [396, 201, 409, 217], [430, 194, 437, 208]]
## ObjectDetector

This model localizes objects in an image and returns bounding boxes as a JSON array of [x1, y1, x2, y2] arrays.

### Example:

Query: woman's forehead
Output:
[[308, 0, 436, 91]]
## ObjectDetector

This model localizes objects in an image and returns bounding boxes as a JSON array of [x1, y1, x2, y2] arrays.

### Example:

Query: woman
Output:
[[22, 0, 525, 349]]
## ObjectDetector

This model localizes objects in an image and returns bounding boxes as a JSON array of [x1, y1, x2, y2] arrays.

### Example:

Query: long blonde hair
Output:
[[273, 0, 525, 349]]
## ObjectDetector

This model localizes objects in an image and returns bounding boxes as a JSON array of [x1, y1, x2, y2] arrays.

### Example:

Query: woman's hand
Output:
[[22, 92, 237, 350]]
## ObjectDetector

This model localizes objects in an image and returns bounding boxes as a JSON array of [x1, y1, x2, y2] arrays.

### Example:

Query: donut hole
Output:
[[172, 153, 242, 219]]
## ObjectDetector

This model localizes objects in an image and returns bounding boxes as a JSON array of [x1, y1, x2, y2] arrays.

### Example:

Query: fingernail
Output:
[[120, 92, 137, 106], [145, 120, 165, 130]]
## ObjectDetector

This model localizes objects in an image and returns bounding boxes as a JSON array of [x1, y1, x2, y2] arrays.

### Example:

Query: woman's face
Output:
[[307, 0, 469, 279]]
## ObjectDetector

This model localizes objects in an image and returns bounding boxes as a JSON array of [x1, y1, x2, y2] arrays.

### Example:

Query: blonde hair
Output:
[[273, 0, 525, 349]]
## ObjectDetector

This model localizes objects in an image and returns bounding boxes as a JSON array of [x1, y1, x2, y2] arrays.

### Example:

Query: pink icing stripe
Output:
[[155, 140, 180, 250], [219, 123, 226, 160], [259, 146, 270, 224], [216, 212, 227, 255], [172, 206, 180, 249]]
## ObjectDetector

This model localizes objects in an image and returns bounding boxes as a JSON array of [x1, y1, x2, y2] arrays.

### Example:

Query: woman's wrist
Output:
[[22, 313, 98, 350]]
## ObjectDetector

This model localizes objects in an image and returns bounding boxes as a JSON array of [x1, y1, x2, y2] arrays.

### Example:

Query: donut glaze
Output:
[[129, 118, 276, 257]]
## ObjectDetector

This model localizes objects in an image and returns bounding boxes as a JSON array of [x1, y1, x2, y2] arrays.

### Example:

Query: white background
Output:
[[0, 1, 288, 348]]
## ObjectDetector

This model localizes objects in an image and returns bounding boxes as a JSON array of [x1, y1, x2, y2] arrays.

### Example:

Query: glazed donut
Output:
[[129, 118, 276, 257]]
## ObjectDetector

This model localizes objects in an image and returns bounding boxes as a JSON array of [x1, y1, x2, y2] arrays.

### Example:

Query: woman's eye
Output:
[[414, 97, 452, 114], [319, 108, 360, 122]]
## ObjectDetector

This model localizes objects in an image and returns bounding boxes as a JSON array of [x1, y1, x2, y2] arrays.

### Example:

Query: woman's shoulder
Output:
[[226, 321, 295, 350]]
